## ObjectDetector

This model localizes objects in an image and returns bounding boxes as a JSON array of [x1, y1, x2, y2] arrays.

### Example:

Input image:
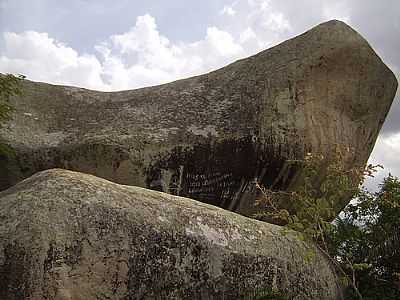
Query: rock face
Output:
[[0, 20, 397, 216], [0, 169, 341, 300]]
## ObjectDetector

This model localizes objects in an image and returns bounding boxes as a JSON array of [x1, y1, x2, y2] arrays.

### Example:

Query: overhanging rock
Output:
[[0, 20, 397, 216], [0, 169, 342, 300]]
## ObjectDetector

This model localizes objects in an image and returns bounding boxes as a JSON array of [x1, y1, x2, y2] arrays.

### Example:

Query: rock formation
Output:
[[0, 169, 341, 300], [0, 20, 397, 217]]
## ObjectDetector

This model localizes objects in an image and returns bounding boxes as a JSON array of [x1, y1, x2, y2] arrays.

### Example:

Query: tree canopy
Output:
[[332, 175, 400, 299]]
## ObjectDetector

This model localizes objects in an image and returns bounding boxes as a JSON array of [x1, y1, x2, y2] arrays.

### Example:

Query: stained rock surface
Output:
[[0, 169, 341, 300], [0, 20, 397, 216]]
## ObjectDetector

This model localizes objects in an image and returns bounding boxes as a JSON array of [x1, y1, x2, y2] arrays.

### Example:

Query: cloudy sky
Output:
[[0, 0, 399, 189]]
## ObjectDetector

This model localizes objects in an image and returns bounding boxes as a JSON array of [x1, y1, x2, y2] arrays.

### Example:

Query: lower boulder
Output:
[[0, 169, 341, 299]]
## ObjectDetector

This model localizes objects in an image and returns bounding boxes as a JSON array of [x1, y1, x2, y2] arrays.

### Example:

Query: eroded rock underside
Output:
[[0, 169, 342, 300], [0, 20, 398, 217]]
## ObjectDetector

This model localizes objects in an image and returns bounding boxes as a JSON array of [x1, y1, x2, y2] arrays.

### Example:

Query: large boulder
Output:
[[0, 20, 397, 217], [0, 169, 341, 300]]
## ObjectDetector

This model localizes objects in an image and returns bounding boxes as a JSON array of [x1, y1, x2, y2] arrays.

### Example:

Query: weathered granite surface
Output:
[[0, 20, 397, 216], [0, 169, 342, 300]]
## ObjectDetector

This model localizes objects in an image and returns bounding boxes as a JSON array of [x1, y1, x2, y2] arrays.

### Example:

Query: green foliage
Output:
[[255, 145, 400, 299], [0, 73, 24, 155], [255, 146, 365, 247], [331, 175, 400, 299]]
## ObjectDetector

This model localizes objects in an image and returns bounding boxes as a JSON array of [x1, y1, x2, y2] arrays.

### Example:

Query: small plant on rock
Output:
[[0, 73, 24, 154]]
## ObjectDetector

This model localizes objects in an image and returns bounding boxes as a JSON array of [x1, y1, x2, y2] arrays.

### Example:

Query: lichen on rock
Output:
[[0, 169, 342, 299]]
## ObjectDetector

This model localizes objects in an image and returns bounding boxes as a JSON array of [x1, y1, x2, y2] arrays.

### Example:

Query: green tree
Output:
[[254, 146, 400, 299], [332, 176, 400, 299]]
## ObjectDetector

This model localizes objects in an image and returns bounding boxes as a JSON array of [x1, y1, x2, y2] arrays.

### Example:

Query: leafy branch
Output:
[[254, 145, 381, 299]]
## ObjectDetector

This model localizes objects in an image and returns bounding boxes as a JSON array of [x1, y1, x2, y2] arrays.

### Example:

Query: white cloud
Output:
[[0, 14, 247, 91], [221, 5, 236, 16], [0, 31, 107, 90], [263, 12, 292, 31], [322, 1, 351, 23], [0, 2, 299, 91], [247, 0, 291, 30], [235, 0, 293, 51], [0, 2, 296, 91], [203, 27, 243, 56], [238, 27, 266, 52], [97, 14, 245, 90], [239, 27, 257, 43], [248, 0, 271, 11]]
